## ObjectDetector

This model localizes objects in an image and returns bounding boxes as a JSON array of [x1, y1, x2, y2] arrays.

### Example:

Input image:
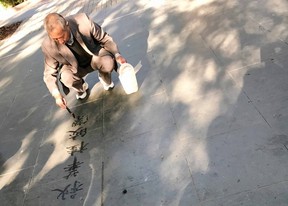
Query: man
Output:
[[42, 12, 126, 109]]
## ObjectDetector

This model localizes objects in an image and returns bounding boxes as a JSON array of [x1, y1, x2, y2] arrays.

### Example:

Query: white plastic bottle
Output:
[[118, 63, 139, 94]]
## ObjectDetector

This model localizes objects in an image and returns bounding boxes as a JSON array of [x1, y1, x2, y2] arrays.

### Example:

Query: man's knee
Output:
[[92, 55, 115, 73], [102, 56, 115, 72], [60, 70, 74, 87]]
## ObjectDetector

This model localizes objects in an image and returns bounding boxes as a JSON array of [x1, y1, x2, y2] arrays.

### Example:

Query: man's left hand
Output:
[[116, 55, 127, 64]]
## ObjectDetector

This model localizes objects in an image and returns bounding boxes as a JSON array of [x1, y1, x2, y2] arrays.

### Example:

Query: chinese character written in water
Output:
[[66, 141, 88, 156], [67, 127, 87, 140], [52, 180, 83, 200], [70, 180, 83, 199], [63, 156, 83, 179], [72, 115, 88, 127]]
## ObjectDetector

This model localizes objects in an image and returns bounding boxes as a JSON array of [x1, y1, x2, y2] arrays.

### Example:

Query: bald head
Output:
[[44, 13, 70, 44], [44, 13, 67, 34]]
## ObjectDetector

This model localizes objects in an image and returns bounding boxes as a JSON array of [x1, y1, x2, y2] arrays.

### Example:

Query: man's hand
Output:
[[115, 54, 127, 64], [54, 94, 67, 109]]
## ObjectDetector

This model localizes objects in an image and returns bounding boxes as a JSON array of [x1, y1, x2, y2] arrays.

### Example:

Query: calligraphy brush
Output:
[[66, 106, 76, 119]]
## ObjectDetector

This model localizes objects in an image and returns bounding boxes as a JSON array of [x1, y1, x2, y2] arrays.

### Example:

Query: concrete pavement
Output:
[[1, 0, 288, 205]]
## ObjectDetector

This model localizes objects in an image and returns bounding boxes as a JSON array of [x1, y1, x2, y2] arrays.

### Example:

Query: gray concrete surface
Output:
[[1, 0, 288, 205]]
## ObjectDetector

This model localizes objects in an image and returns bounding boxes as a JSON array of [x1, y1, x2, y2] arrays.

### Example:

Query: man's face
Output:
[[49, 24, 70, 45]]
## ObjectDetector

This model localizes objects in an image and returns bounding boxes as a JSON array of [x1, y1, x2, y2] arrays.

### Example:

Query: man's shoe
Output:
[[98, 76, 114, 91], [76, 82, 89, 100]]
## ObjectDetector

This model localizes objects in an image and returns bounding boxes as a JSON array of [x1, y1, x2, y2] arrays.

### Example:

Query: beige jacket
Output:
[[41, 13, 119, 95]]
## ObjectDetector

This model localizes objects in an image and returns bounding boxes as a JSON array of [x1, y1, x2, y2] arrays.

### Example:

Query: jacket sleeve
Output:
[[86, 14, 120, 55], [42, 43, 60, 96]]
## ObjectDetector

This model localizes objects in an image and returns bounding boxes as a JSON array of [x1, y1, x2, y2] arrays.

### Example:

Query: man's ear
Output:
[[65, 21, 70, 31]]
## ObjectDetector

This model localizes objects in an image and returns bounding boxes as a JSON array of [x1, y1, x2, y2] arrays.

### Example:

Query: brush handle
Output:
[[66, 107, 76, 118]]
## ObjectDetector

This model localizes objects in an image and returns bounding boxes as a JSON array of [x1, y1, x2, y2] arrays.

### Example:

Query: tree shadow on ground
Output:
[[2, 0, 288, 205]]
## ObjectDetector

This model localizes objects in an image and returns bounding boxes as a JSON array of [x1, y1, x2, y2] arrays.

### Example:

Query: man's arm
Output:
[[42, 47, 60, 95], [42, 44, 67, 109], [85, 14, 126, 63]]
